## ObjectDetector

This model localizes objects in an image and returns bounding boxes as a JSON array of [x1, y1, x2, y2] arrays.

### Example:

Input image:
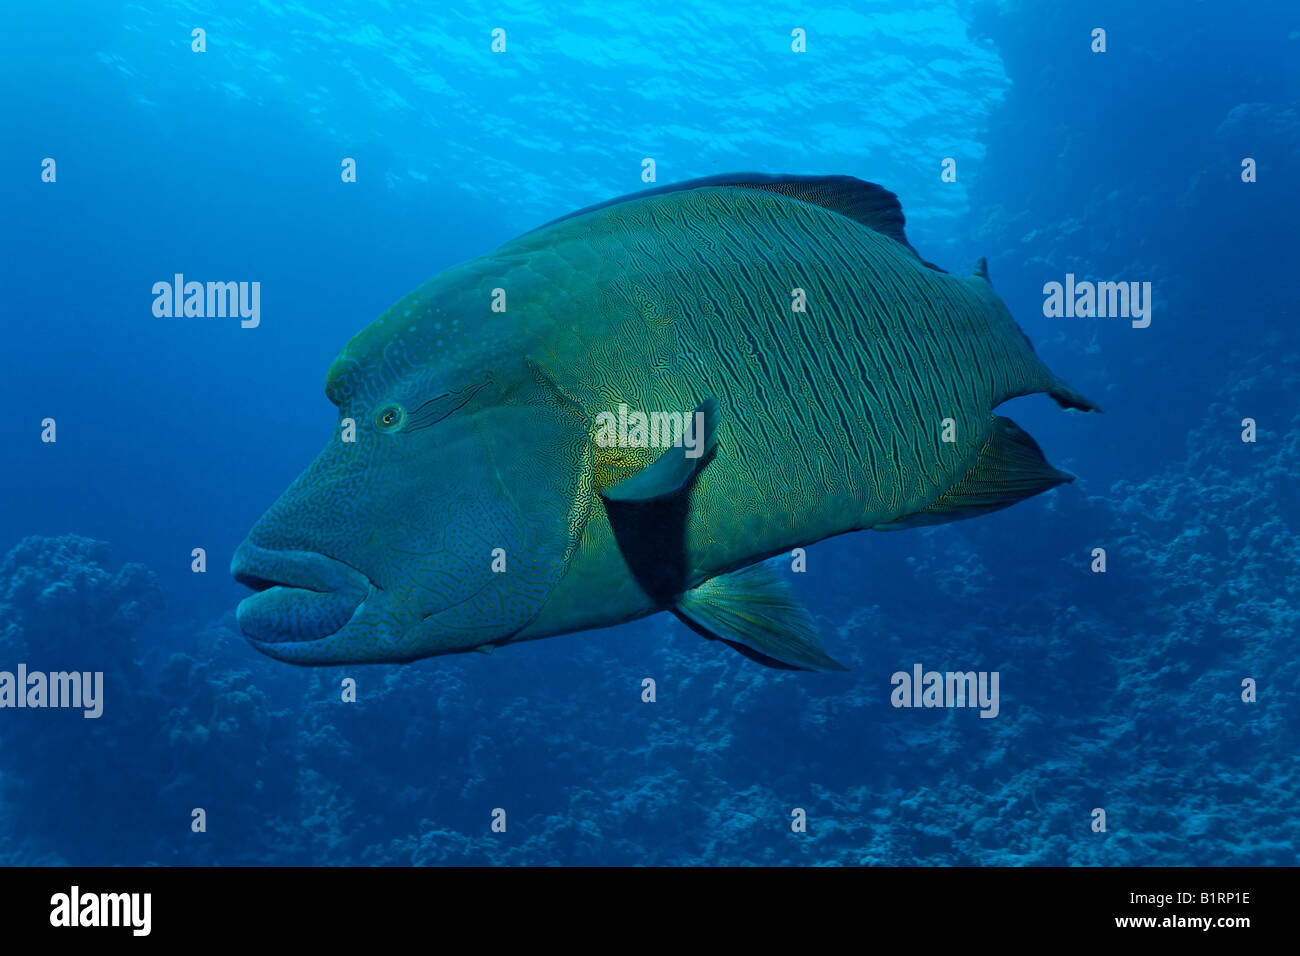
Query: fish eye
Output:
[[375, 404, 405, 431]]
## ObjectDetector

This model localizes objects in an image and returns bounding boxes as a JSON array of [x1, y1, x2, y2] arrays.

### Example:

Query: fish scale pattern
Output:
[[519, 181, 1088, 571]]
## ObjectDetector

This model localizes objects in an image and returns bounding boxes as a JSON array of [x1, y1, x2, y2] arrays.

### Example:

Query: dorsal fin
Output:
[[973, 256, 990, 282], [522, 173, 942, 269], [728, 174, 915, 246]]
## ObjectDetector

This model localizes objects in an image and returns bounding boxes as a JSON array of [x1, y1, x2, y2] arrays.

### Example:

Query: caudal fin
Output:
[[1046, 379, 1103, 413], [969, 275, 1104, 414]]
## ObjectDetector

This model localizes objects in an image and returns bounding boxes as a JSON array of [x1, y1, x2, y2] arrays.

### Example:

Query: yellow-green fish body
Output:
[[233, 174, 1098, 670]]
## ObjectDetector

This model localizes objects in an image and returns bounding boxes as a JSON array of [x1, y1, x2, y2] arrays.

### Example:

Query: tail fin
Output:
[[969, 274, 1104, 414], [1045, 379, 1103, 413]]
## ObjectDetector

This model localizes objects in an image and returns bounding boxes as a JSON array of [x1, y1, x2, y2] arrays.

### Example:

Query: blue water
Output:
[[1, 0, 1296, 865]]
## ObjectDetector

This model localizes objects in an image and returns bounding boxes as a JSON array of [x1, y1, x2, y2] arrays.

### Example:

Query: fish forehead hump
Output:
[[324, 258, 536, 409]]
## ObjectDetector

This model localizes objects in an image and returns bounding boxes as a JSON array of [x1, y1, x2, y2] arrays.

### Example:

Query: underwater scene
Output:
[[1, 0, 1297, 867]]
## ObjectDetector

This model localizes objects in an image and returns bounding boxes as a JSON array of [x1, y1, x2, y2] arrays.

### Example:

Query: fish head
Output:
[[232, 268, 591, 664]]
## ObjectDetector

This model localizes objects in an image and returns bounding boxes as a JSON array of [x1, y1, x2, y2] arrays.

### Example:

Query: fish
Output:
[[231, 173, 1100, 671]]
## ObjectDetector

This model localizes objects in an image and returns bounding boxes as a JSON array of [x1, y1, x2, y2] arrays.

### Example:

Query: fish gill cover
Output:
[[0, 0, 1296, 870]]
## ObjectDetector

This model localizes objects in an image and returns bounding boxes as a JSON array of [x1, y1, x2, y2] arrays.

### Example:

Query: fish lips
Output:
[[231, 543, 374, 645]]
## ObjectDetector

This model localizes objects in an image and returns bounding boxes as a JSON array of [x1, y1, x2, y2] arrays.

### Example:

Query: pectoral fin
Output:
[[600, 398, 719, 503], [674, 562, 848, 672]]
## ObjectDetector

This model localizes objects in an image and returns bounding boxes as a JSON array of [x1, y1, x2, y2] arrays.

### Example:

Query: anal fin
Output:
[[874, 416, 1074, 531], [673, 562, 848, 672]]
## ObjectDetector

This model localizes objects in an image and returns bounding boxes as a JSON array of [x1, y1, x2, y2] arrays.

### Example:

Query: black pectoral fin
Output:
[[874, 416, 1075, 531], [674, 562, 849, 672], [600, 398, 719, 503]]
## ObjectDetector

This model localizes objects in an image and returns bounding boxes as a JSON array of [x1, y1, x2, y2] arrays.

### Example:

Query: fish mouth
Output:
[[232, 543, 375, 644]]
